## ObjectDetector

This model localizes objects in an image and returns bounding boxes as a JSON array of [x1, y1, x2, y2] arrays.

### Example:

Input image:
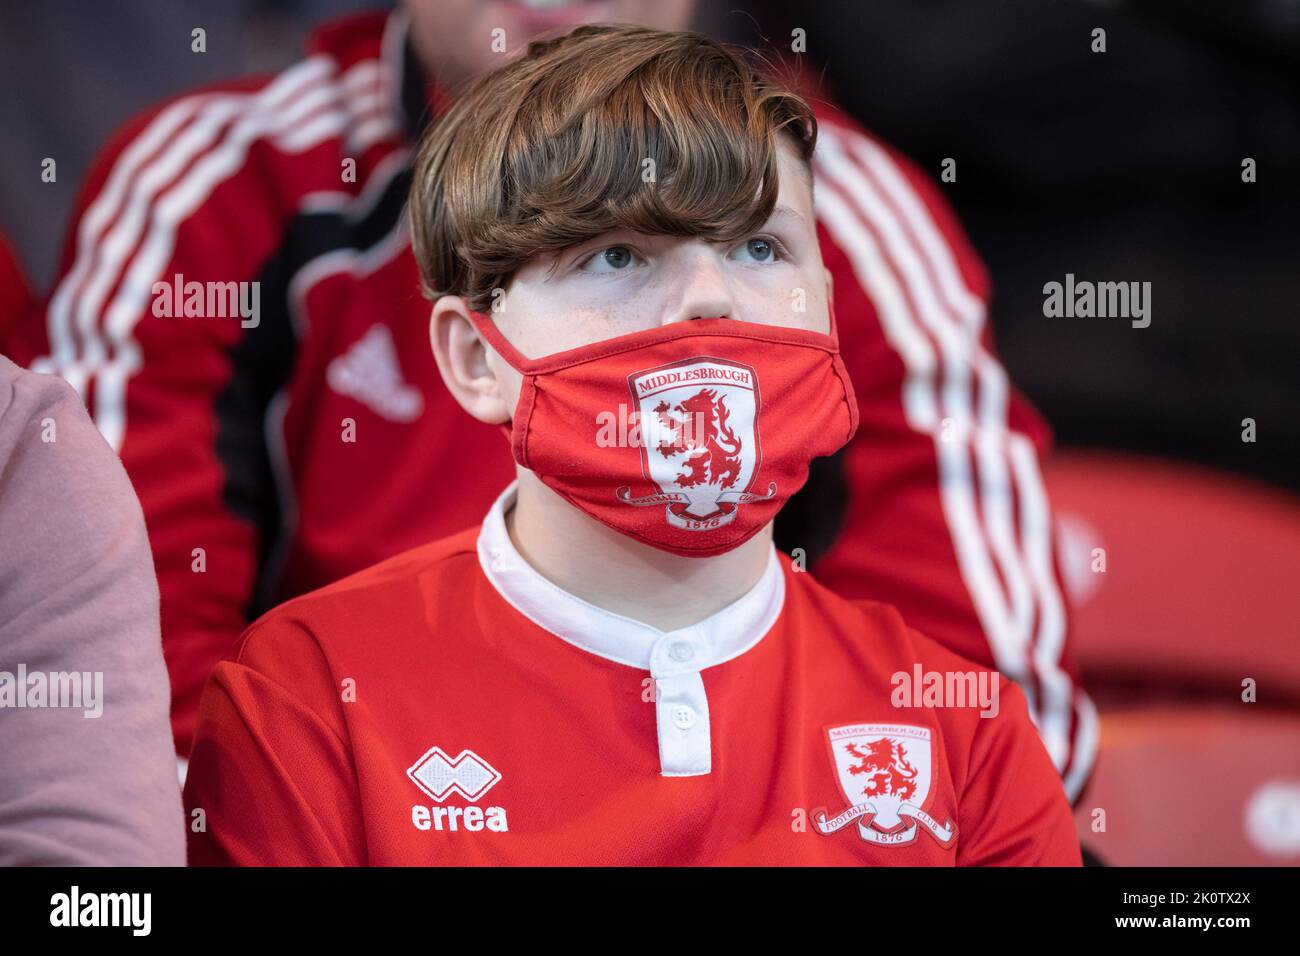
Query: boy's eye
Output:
[[732, 236, 781, 264], [577, 236, 786, 273], [581, 245, 638, 273]]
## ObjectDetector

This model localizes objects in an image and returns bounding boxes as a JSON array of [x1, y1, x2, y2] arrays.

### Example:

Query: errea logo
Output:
[[407, 746, 509, 833], [408, 746, 501, 801]]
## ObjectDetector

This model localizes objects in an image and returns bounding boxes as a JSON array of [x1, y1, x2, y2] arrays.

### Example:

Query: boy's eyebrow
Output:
[[767, 204, 811, 230]]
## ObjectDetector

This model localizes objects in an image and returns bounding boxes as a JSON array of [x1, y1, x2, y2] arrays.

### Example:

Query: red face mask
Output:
[[468, 303, 859, 557]]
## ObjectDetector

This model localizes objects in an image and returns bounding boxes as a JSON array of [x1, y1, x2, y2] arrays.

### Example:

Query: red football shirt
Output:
[[183, 483, 1080, 866]]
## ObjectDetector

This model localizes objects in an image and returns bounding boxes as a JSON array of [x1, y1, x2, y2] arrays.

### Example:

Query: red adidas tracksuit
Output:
[[2, 10, 1095, 802], [183, 483, 1081, 866]]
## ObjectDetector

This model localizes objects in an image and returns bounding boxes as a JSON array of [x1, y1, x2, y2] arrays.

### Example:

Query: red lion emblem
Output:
[[652, 389, 742, 490], [844, 738, 919, 801]]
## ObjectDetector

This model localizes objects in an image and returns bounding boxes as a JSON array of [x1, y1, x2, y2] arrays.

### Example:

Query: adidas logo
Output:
[[326, 324, 424, 423]]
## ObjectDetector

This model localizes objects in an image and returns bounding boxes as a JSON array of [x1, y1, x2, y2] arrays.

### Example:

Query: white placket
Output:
[[650, 629, 713, 776], [476, 482, 784, 778]]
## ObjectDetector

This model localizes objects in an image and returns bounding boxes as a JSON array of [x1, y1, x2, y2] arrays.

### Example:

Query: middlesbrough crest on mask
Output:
[[618, 356, 776, 531]]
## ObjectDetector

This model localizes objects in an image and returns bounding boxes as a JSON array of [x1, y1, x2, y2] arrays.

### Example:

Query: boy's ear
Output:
[[428, 296, 515, 425]]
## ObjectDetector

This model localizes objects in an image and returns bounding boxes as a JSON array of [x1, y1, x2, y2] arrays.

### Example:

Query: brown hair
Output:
[[409, 24, 818, 311]]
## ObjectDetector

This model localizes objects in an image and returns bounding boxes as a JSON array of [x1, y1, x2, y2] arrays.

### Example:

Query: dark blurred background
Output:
[[0, 0, 384, 289], [718, 0, 1300, 495]]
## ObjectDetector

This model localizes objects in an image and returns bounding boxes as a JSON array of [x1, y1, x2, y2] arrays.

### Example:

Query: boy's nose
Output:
[[662, 250, 736, 327]]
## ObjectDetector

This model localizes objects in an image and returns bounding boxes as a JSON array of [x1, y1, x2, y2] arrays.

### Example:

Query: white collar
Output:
[[475, 481, 784, 676]]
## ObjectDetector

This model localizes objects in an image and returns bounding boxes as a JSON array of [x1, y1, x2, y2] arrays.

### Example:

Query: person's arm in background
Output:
[[3, 83, 292, 760], [800, 109, 1097, 804], [0, 356, 185, 865]]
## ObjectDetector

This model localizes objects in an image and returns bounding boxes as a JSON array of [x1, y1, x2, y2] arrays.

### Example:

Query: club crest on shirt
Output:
[[617, 357, 775, 531], [815, 723, 957, 848]]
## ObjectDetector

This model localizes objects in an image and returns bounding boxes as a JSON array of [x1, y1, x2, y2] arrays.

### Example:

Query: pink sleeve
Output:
[[0, 357, 185, 864]]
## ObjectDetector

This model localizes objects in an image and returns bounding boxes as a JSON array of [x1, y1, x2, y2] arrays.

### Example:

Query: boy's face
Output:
[[438, 136, 830, 421]]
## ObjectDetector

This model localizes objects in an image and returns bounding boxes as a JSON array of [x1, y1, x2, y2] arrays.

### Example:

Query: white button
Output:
[[672, 705, 697, 730], [668, 641, 694, 662]]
